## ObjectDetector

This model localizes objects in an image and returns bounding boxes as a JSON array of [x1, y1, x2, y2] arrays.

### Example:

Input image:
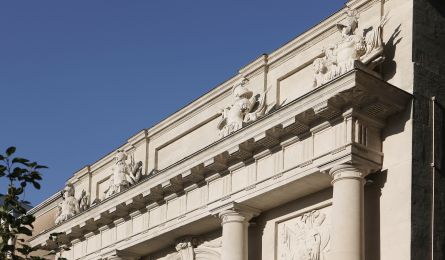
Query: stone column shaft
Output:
[[218, 204, 259, 260], [330, 164, 366, 260]]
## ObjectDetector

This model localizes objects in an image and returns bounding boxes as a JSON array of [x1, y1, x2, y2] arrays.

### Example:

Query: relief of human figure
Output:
[[313, 8, 389, 87], [280, 210, 330, 260], [104, 150, 143, 198], [217, 78, 269, 138], [55, 184, 79, 225], [78, 189, 90, 212]]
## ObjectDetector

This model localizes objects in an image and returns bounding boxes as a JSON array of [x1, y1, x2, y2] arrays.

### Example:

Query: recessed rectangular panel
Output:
[[231, 167, 248, 192]]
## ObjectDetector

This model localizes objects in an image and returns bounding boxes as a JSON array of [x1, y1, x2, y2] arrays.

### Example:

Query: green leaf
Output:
[[6, 147, 16, 156], [32, 181, 41, 189], [12, 158, 29, 164]]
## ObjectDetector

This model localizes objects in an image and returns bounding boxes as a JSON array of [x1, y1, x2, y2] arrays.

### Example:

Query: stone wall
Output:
[[412, 0, 445, 259]]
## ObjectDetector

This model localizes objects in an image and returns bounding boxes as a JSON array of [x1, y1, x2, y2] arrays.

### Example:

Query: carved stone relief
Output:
[[54, 150, 144, 224], [217, 78, 269, 138], [156, 237, 221, 260], [313, 8, 388, 87], [104, 150, 144, 199], [55, 184, 90, 224], [278, 208, 331, 260]]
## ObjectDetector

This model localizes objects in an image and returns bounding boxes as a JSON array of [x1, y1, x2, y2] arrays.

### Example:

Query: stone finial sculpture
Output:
[[55, 184, 79, 225], [313, 8, 388, 87], [104, 150, 144, 198], [217, 78, 269, 138]]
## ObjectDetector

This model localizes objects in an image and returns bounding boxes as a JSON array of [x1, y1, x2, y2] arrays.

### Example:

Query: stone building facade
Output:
[[27, 0, 445, 259]]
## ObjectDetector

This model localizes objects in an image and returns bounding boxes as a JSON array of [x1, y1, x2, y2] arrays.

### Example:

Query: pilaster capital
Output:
[[329, 164, 366, 184], [212, 202, 260, 225]]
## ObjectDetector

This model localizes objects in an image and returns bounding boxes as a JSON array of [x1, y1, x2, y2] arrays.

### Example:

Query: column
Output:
[[329, 164, 366, 260], [218, 204, 259, 260]]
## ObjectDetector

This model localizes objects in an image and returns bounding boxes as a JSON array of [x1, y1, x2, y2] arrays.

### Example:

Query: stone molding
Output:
[[39, 1, 385, 193], [29, 68, 411, 253], [214, 203, 261, 225], [329, 163, 368, 184]]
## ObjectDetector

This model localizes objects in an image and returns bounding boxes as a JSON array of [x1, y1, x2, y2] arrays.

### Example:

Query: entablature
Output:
[[29, 67, 411, 254]]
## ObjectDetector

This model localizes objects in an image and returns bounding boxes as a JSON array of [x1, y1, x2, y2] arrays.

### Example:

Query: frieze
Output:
[[31, 69, 410, 250]]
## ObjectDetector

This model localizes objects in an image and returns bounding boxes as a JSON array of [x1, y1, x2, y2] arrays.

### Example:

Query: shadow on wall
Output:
[[382, 98, 412, 140], [364, 170, 388, 260], [382, 24, 403, 82], [248, 189, 332, 260]]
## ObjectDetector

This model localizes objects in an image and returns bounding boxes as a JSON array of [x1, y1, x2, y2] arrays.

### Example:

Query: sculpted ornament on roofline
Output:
[[313, 8, 389, 87], [217, 78, 269, 138], [55, 184, 90, 225], [104, 150, 143, 199]]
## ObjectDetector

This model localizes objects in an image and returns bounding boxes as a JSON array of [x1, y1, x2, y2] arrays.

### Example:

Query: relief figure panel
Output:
[[277, 207, 331, 260]]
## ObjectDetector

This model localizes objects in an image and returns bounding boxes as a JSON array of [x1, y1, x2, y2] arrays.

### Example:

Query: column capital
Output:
[[105, 249, 140, 260], [212, 202, 260, 224], [329, 164, 366, 184]]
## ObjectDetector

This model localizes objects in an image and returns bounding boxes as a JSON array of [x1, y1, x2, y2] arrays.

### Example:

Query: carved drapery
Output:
[[55, 184, 90, 225], [217, 78, 269, 138], [104, 150, 144, 199], [278, 209, 331, 260], [313, 8, 387, 87]]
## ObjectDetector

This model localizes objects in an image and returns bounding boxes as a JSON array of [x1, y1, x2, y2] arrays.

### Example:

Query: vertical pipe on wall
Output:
[[430, 96, 436, 260]]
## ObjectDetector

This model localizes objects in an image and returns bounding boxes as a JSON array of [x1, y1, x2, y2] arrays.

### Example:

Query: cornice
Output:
[[29, 68, 412, 250], [32, 1, 385, 203], [67, 166, 90, 184], [238, 54, 268, 78], [28, 192, 61, 216]]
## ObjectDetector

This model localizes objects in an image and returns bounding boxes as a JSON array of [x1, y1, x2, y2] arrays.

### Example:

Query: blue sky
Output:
[[0, 1, 346, 206]]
